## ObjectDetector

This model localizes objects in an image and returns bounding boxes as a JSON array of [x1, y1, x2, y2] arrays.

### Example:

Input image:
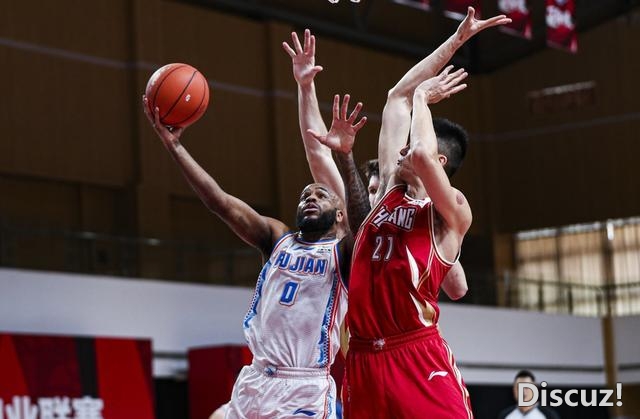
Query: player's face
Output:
[[513, 376, 535, 403], [295, 184, 339, 233], [396, 144, 418, 182], [367, 175, 380, 208]]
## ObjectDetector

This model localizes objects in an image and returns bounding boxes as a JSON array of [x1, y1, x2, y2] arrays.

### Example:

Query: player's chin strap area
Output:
[[251, 359, 330, 378]]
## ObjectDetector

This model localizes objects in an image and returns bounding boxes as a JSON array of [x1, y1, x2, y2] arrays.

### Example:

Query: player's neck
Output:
[[297, 229, 337, 243], [405, 182, 427, 200]]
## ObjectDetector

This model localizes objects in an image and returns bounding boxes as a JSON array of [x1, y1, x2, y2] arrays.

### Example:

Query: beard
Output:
[[296, 208, 337, 234]]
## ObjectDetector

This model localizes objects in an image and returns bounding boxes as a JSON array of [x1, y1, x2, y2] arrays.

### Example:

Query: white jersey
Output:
[[243, 232, 348, 369]]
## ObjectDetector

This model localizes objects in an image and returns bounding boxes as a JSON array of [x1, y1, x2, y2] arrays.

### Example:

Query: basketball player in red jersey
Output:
[[349, 70, 473, 418], [284, 29, 470, 302], [310, 8, 510, 418]]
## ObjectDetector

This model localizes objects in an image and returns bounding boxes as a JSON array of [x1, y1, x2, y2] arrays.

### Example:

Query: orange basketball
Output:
[[145, 63, 210, 128]]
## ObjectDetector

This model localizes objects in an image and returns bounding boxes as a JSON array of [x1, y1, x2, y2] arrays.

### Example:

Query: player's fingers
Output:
[[353, 116, 367, 131], [143, 99, 157, 127], [447, 83, 468, 97], [441, 65, 454, 78], [341, 94, 351, 120], [303, 29, 311, 53], [282, 42, 296, 58], [153, 107, 162, 130], [311, 66, 323, 75], [447, 69, 468, 86], [307, 129, 328, 145], [292, 32, 303, 54], [444, 68, 465, 86], [348, 102, 363, 122], [310, 34, 316, 56], [467, 6, 475, 20], [481, 15, 510, 28], [332, 94, 340, 120], [445, 67, 465, 80], [142, 96, 152, 118]]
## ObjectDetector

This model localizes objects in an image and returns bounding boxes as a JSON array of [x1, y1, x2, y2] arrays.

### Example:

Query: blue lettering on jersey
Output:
[[275, 251, 291, 268], [274, 251, 328, 275], [292, 409, 317, 416], [314, 259, 327, 275], [303, 258, 315, 273], [279, 281, 300, 306]]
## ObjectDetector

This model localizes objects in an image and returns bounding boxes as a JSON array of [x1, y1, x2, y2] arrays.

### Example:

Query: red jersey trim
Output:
[[428, 204, 460, 267]]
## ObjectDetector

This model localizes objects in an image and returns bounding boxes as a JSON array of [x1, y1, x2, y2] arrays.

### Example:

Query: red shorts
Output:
[[344, 327, 473, 419]]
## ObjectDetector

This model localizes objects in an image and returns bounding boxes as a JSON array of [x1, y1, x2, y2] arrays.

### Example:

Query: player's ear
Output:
[[438, 154, 448, 167], [336, 209, 344, 223]]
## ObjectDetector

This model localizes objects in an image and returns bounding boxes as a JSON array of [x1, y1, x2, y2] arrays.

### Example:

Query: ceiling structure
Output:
[[183, 0, 638, 73]]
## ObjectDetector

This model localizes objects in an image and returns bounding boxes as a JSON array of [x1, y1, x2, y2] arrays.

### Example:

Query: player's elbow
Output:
[[448, 284, 468, 300], [385, 87, 411, 108]]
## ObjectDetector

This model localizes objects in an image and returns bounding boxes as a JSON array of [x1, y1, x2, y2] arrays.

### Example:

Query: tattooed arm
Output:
[[334, 151, 371, 233]]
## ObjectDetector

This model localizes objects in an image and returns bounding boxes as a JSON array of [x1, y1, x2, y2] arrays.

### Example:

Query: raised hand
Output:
[[282, 29, 323, 87], [142, 95, 184, 147], [307, 94, 367, 154], [454, 6, 512, 44], [414, 66, 468, 105]]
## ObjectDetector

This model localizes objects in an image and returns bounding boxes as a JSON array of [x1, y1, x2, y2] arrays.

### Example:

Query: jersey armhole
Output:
[[428, 204, 460, 267], [334, 240, 349, 289], [268, 232, 294, 259]]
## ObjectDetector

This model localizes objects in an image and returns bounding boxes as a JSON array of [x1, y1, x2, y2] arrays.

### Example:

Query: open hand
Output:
[[414, 66, 468, 105], [307, 94, 367, 154], [282, 29, 323, 86], [455, 6, 512, 45]]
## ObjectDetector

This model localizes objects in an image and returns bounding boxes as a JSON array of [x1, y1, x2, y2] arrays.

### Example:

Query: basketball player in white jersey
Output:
[[143, 100, 353, 418], [282, 28, 473, 301]]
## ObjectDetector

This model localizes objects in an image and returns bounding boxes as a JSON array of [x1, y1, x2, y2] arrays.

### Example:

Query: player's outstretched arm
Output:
[[283, 29, 345, 202], [441, 262, 468, 300], [308, 94, 369, 232], [376, 9, 510, 198], [402, 70, 472, 241], [390, 7, 511, 101], [143, 97, 288, 257]]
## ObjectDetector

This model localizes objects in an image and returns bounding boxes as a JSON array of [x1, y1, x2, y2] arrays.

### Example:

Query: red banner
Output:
[[392, 0, 431, 11], [0, 333, 154, 419], [546, 0, 578, 53], [498, 0, 532, 39], [444, 0, 481, 20]]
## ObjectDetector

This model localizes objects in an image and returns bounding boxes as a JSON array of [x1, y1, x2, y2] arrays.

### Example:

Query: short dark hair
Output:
[[515, 370, 535, 382], [433, 118, 469, 178], [361, 159, 379, 181]]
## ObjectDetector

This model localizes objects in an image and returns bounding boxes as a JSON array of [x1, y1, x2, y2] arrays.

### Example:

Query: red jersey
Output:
[[348, 184, 455, 339]]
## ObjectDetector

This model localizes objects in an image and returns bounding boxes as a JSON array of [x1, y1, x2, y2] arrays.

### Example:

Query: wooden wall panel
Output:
[[0, 0, 135, 187], [0, 0, 132, 61], [483, 16, 640, 233]]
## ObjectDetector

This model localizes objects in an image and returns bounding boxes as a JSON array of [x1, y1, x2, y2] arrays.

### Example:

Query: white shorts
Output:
[[225, 361, 337, 419]]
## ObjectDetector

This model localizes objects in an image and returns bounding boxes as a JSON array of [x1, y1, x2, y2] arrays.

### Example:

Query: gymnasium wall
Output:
[[482, 14, 640, 234], [0, 2, 638, 278], [5, 267, 639, 388]]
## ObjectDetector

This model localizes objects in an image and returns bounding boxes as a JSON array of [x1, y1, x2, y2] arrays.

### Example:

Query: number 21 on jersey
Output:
[[372, 235, 394, 261]]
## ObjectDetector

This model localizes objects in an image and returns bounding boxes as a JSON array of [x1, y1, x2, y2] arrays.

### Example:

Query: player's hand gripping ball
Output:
[[145, 63, 210, 128]]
